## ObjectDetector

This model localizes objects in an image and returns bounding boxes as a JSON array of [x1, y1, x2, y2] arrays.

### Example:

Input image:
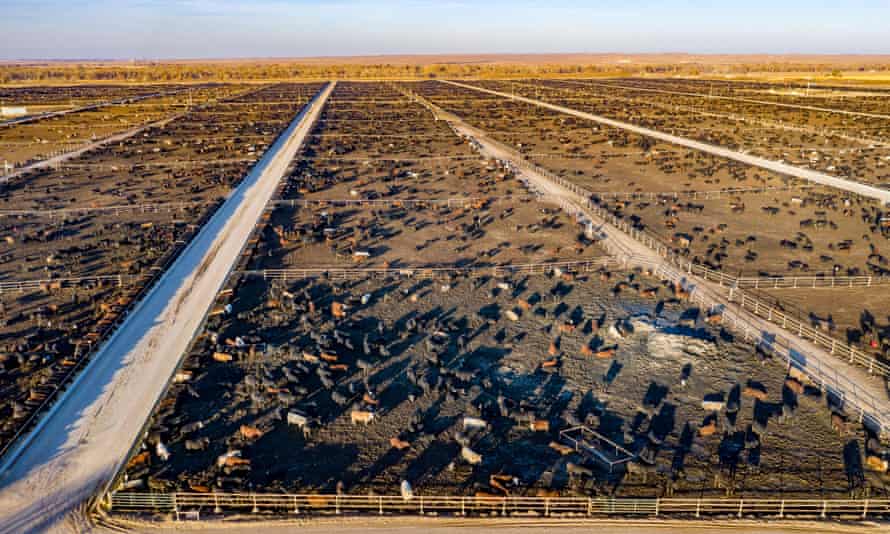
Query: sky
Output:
[[2, 0, 889, 60]]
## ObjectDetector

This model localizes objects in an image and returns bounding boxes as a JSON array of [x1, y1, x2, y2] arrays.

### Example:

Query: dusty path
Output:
[[421, 94, 890, 440], [0, 82, 334, 534], [442, 80, 890, 204]]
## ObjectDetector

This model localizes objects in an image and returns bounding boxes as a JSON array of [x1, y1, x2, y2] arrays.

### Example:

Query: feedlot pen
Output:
[[108, 82, 890, 514]]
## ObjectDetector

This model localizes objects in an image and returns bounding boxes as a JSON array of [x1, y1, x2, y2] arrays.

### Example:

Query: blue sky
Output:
[[2, 0, 889, 60]]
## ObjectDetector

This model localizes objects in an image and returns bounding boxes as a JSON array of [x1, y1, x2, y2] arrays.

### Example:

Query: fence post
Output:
[[379, 496, 383, 515], [654, 497, 659, 517], [862, 498, 869, 519], [738, 499, 743, 518], [779, 499, 784, 518], [419, 495, 424, 515], [821, 500, 827, 519]]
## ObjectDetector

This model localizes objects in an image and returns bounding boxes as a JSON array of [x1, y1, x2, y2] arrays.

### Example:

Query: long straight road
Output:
[[414, 92, 890, 442], [442, 80, 890, 205], [0, 82, 334, 534]]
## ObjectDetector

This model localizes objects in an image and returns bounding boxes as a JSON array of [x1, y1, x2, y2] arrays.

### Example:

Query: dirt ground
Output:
[[119, 82, 890, 503], [410, 80, 890, 360], [0, 83, 324, 452]]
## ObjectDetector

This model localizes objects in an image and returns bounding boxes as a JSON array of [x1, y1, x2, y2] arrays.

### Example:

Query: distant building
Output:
[[1, 106, 28, 118]]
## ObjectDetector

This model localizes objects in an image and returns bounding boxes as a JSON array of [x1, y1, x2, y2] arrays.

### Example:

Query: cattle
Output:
[[529, 419, 550, 432], [155, 441, 170, 462], [463, 416, 488, 430], [566, 462, 593, 477], [400, 480, 414, 500], [541, 358, 560, 369], [830, 412, 850, 435], [212, 352, 233, 362], [699, 420, 718, 437], [595, 348, 616, 359], [184, 437, 209, 451], [865, 455, 889, 473], [461, 446, 483, 465], [742, 386, 768, 401], [549, 441, 574, 455], [390, 437, 411, 450], [306, 495, 332, 508], [787, 367, 812, 385], [217, 450, 249, 468], [548, 340, 559, 356], [784, 377, 804, 395], [240, 425, 264, 440], [702, 400, 726, 413], [350, 410, 376, 425], [705, 313, 723, 325], [127, 451, 150, 469]]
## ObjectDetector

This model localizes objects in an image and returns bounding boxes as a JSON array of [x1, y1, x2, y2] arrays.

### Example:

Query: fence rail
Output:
[[108, 492, 890, 520], [271, 194, 536, 209], [691, 266, 890, 289], [0, 274, 130, 293], [241, 257, 616, 281], [725, 287, 890, 378], [0, 201, 209, 218]]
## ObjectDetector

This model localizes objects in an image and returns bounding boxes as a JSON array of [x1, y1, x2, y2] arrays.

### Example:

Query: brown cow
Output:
[[240, 425, 264, 440], [351, 410, 376, 425], [742, 386, 768, 401], [699, 420, 718, 437], [784, 377, 804, 395], [390, 437, 410, 450], [595, 348, 616, 359], [529, 419, 550, 432]]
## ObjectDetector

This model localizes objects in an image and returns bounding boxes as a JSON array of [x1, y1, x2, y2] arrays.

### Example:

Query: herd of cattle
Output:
[[120, 82, 890, 501]]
